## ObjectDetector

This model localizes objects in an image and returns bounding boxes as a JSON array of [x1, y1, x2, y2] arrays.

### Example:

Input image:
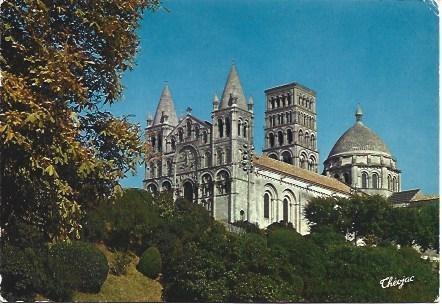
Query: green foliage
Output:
[[83, 188, 160, 253], [48, 241, 109, 293], [0, 244, 47, 301], [305, 195, 439, 251], [137, 247, 162, 279], [110, 251, 132, 276], [315, 244, 439, 303]]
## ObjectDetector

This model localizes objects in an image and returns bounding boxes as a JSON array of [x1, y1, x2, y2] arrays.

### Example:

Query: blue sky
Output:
[[110, 0, 439, 194]]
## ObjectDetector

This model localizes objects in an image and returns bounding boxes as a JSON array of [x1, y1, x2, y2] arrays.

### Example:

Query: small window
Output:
[[264, 193, 270, 219], [225, 117, 231, 137], [287, 129, 293, 144], [186, 120, 192, 137], [269, 133, 275, 148], [372, 173, 379, 189], [283, 198, 289, 222], [243, 122, 248, 138], [362, 172, 368, 188], [203, 131, 208, 143], [218, 118, 224, 138], [278, 131, 284, 146]]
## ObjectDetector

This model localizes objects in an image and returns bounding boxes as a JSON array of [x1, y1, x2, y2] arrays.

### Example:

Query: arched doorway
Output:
[[183, 181, 194, 202]]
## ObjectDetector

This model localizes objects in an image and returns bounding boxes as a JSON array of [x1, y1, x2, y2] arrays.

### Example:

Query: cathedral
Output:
[[144, 65, 402, 234]]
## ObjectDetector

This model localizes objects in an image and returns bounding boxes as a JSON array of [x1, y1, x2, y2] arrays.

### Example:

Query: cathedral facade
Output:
[[144, 65, 399, 233]]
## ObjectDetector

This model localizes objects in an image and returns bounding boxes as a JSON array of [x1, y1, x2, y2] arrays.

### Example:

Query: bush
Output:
[[83, 188, 160, 252], [48, 241, 108, 293], [0, 244, 47, 301], [110, 251, 132, 276], [137, 246, 162, 278]]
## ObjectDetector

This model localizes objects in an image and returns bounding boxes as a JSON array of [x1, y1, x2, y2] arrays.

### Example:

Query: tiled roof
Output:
[[253, 155, 352, 194], [388, 189, 421, 204]]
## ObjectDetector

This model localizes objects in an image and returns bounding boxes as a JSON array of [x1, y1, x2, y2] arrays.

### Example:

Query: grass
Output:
[[73, 244, 163, 302]]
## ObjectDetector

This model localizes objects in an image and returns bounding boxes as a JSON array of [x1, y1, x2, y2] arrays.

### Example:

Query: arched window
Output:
[[298, 130, 303, 145], [392, 177, 397, 192], [372, 173, 379, 189], [310, 135, 316, 149], [269, 153, 278, 160], [269, 133, 275, 148], [278, 131, 284, 146], [157, 136, 162, 151], [283, 198, 289, 222], [238, 119, 242, 136], [218, 118, 224, 138], [387, 175, 392, 191], [216, 170, 230, 195], [287, 94, 292, 105], [362, 172, 368, 188], [287, 129, 293, 144], [171, 137, 176, 151], [272, 115, 276, 126], [264, 193, 270, 219], [162, 181, 172, 192], [225, 117, 231, 137], [147, 183, 158, 195], [203, 131, 208, 143], [300, 153, 308, 169], [277, 97, 281, 108], [178, 128, 184, 142], [289, 111, 293, 123], [282, 151, 292, 164], [277, 114, 281, 125], [304, 133, 310, 147], [201, 173, 214, 198], [243, 122, 248, 138], [308, 156, 316, 171], [151, 136, 156, 149], [186, 120, 192, 137], [271, 99, 275, 109]]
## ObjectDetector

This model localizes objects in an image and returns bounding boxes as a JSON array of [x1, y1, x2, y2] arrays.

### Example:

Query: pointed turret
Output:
[[213, 94, 219, 111], [247, 96, 254, 112], [355, 104, 363, 123], [153, 85, 178, 126], [220, 64, 247, 110]]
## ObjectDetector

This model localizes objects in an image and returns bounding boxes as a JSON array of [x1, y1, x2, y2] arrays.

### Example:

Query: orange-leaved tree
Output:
[[0, 0, 160, 241]]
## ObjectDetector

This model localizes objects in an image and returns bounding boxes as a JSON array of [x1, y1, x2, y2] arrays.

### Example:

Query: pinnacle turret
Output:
[[220, 64, 247, 110], [355, 104, 363, 123], [153, 85, 178, 126]]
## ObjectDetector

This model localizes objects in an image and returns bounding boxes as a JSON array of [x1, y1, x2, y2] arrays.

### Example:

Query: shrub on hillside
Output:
[[0, 244, 47, 301], [137, 246, 162, 278], [48, 241, 108, 293], [83, 188, 160, 252]]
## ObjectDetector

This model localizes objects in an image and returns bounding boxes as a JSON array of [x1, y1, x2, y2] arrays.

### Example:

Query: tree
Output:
[[1, 0, 160, 240]]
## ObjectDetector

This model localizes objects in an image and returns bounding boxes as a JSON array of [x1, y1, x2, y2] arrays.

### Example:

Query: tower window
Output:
[[218, 118, 224, 138], [287, 129, 293, 144], [269, 133, 275, 148], [278, 131, 284, 146], [225, 117, 231, 137], [387, 175, 392, 191], [171, 137, 176, 150], [243, 122, 248, 138], [238, 119, 242, 136]]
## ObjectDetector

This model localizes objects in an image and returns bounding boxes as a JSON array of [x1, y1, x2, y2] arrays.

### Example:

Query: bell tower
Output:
[[263, 83, 319, 173]]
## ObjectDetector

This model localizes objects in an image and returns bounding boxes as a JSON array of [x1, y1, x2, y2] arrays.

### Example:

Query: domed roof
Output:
[[328, 106, 391, 158]]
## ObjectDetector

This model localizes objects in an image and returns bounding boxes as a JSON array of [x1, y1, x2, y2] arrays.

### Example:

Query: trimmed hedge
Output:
[[48, 241, 108, 293], [137, 246, 162, 278]]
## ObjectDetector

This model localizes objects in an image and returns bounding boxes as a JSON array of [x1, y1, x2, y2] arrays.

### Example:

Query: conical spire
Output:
[[220, 64, 247, 110], [153, 85, 178, 126], [355, 104, 363, 123]]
